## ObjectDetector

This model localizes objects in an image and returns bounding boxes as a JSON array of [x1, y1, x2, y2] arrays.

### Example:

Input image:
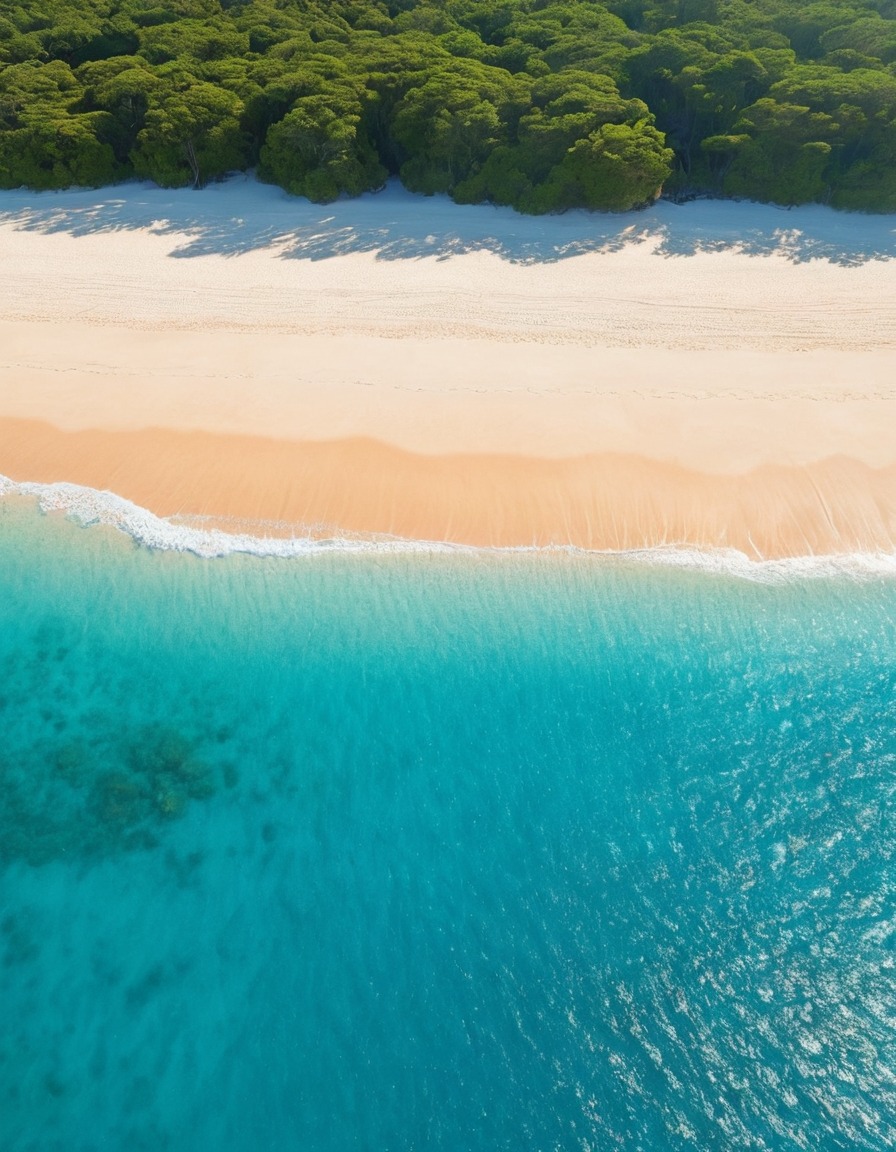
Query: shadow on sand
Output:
[[1, 174, 894, 266]]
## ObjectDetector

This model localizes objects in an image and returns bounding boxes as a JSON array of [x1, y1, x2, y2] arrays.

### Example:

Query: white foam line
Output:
[[0, 474, 463, 559], [3, 473, 896, 583]]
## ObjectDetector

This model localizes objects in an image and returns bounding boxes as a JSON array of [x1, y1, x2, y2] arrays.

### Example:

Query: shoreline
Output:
[[3, 419, 895, 562], [6, 477, 896, 585], [2, 178, 895, 562]]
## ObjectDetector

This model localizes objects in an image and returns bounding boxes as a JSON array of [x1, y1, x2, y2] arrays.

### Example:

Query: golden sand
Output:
[[2, 190, 894, 559], [3, 418, 895, 558]]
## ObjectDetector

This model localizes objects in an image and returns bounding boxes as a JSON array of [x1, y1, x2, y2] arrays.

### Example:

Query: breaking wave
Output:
[[3, 472, 896, 582]]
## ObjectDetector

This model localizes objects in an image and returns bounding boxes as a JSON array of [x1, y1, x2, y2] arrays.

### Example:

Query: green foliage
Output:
[[136, 18, 250, 66], [131, 73, 246, 186], [532, 119, 673, 210], [1, 0, 895, 211], [0, 114, 120, 188], [259, 90, 385, 199], [391, 61, 527, 194], [0, 58, 122, 186], [77, 56, 161, 162], [456, 70, 671, 211]]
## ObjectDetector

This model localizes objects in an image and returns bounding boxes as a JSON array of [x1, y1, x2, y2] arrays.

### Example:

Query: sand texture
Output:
[[1, 178, 895, 558]]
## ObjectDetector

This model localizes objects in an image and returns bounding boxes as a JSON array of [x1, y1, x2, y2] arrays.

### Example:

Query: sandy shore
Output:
[[2, 178, 895, 557]]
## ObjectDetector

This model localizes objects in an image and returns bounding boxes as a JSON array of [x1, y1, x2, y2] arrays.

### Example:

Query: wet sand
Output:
[[2, 417, 896, 557]]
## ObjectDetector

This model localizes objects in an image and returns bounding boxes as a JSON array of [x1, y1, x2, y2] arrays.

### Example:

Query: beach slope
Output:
[[1, 178, 894, 559]]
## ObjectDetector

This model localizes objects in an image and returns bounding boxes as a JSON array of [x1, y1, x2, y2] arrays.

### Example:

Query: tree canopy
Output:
[[2, 0, 895, 211]]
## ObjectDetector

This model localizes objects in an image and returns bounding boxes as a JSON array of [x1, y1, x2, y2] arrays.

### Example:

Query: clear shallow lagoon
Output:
[[2, 497, 896, 1151]]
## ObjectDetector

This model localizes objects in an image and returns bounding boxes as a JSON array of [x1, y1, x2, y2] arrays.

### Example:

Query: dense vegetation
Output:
[[2, 0, 896, 212]]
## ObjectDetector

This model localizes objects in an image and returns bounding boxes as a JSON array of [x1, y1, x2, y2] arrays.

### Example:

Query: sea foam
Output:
[[3, 472, 896, 583]]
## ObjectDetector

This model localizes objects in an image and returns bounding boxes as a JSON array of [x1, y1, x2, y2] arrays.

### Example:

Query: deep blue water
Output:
[[2, 497, 896, 1150]]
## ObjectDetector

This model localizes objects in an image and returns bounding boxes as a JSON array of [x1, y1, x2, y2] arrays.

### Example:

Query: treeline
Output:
[[1, 0, 895, 213]]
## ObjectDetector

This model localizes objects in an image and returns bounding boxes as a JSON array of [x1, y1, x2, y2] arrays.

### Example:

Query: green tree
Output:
[[390, 61, 527, 193], [0, 114, 119, 188], [719, 98, 835, 203], [131, 73, 246, 186], [77, 56, 161, 164], [258, 90, 385, 200], [458, 71, 672, 212], [531, 118, 674, 210], [0, 58, 122, 187], [507, 71, 650, 188]]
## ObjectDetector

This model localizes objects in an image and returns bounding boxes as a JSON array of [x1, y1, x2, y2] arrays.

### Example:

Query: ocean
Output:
[[2, 493, 896, 1151]]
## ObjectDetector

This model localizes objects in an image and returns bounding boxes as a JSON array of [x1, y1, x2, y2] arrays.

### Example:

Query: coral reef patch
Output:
[[1, 724, 220, 866]]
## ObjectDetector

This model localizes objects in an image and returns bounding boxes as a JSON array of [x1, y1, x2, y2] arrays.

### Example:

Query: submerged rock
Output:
[[1, 722, 222, 866]]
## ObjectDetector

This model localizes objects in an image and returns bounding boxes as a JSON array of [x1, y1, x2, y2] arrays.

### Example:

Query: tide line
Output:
[[4, 473, 896, 584]]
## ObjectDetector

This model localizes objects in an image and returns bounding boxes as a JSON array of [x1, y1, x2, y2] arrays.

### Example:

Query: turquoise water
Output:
[[2, 497, 896, 1151]]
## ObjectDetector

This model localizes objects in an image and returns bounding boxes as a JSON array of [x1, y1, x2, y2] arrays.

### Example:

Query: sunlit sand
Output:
[[2, 177, 894, 558]]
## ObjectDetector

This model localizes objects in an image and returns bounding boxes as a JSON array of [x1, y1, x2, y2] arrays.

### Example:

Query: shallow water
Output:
[[2, 497, 896, 1150]]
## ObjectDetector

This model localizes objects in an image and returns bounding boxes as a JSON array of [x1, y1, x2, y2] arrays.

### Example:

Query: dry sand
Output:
[[1, 179, 894, 558]]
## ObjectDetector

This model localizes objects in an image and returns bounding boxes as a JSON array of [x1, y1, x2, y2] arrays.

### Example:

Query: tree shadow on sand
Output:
[[0, 174, 894, 267]]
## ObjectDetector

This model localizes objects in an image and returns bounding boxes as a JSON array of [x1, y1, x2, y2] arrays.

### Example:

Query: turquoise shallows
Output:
[[2, 497, 896, 1151]]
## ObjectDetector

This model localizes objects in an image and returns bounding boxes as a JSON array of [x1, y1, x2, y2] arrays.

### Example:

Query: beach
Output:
[[1, 176, 895, 558], [5, 178, 896, 1152]]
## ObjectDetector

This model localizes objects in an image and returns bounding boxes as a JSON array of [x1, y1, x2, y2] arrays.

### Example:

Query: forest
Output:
[[1, 0, 896, 213]]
